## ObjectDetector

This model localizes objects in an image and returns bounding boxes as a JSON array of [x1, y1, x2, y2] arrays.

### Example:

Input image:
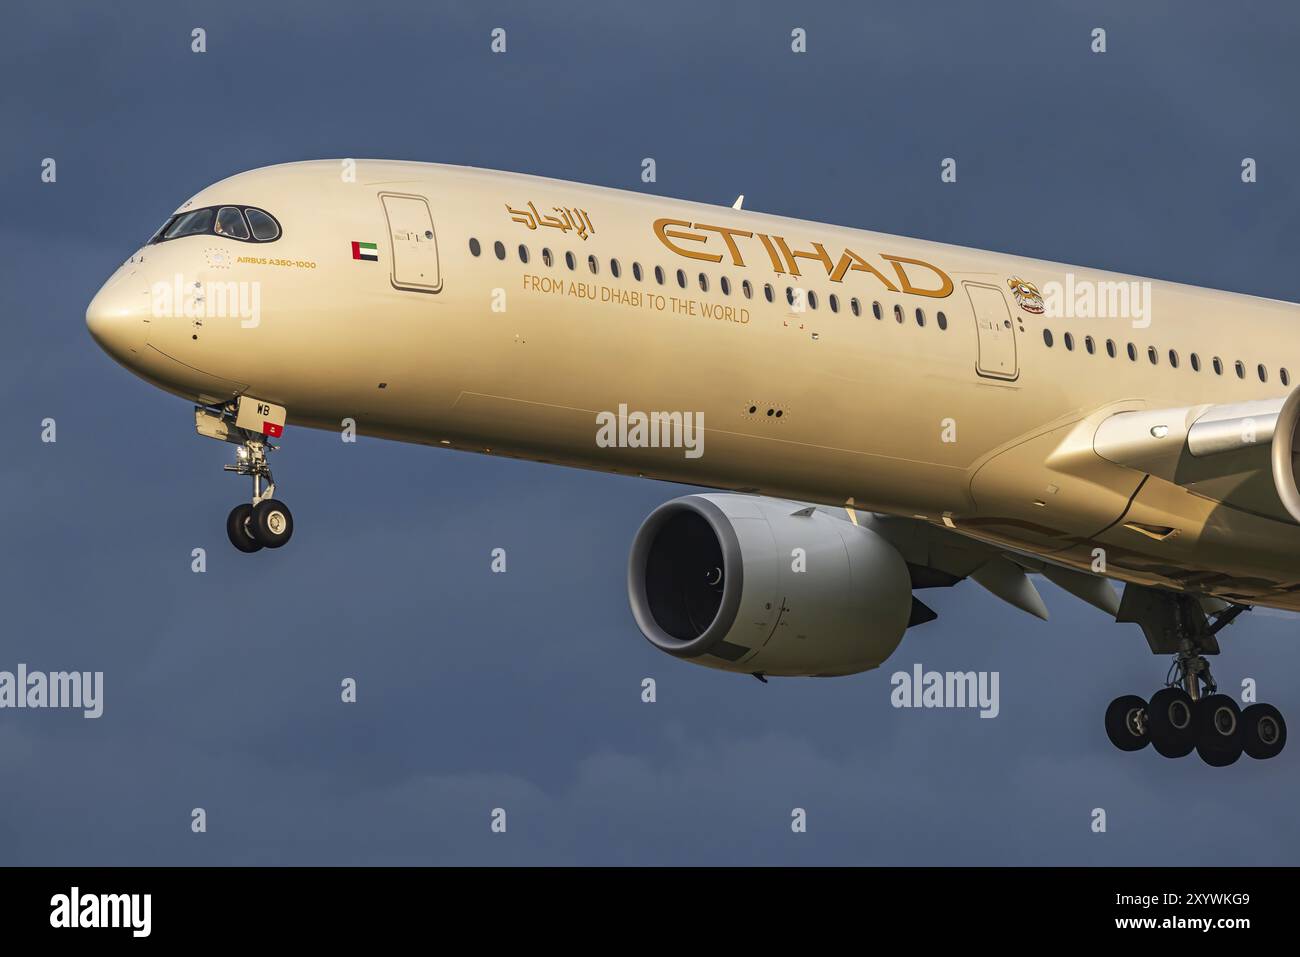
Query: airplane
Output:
[[86, 159, 1298, 768]]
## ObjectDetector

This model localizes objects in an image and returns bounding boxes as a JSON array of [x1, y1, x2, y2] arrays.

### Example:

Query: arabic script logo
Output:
[[507, 202, 595, 241]]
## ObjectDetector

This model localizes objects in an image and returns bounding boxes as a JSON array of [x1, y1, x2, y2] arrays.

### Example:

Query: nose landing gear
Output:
[[223, 437, 293, 552], [195, 402, 294, 553], [1105, 588, 1286, 765]]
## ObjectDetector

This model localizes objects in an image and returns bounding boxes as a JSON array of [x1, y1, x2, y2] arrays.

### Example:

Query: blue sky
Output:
[[2, 0, 1299, 864]]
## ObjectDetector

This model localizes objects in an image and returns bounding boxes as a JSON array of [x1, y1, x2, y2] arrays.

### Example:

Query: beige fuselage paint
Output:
[[97, 161, 1300, 609]]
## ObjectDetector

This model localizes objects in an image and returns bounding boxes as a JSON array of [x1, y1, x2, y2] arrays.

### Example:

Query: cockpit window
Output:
[[162, 208, 214, 240], [147, 218, 172, 244], [148, 205, 282, 245], [244, 208, 280, 241], [215, 206, 250, 240]]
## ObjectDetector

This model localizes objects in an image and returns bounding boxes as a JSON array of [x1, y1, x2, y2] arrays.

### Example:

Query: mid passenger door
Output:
[[380, 192, 442, 293], [964, 282, 1018, 380]]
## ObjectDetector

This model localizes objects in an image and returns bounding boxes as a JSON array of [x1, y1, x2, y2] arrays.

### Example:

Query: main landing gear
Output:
[[195, 401, 294, 554], [1105, 587, 1286, 766]]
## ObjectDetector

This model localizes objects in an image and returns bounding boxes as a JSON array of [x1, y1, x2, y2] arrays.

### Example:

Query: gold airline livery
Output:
[[86, 160, 1300, 765]]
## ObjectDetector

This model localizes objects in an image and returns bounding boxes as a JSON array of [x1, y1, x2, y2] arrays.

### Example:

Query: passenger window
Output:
[[1106, 339, 1116, 358], [742, 279, 753, 299], [1283, 368, 1291, 386], [851, 298, 861, 317], [1212, 357, 1223, 375], [1235, 360, 1245, 379], [699, 273, 709, 292], [244, 208, 280, 241], [721, 276, 731, 295], [518, 245, 529, 264], [163, 208, 214, 240], [872, 301, 882, 320], [1191, 353, 1201, 371], [655, 265, 665, 284], [610, 259, 620, 278], [1147, 345, 1158, 365], [1258, 363, 1268, 382], [215, 206, 250, 240], [542, 248, 553, 267], [676, 269, 687, 288], [893, 304, 903, 323], [764, 283, 774, 302], [469, 237, 481, 257], [587, 254, 598, 274], [936, 309, 946, 329], [565, 251, 576, 270], [1064, 332, 1074, 350], [1126, 343, 1137, 361], [1168, 350, 1178, 368], [1043, 329, 1054, 347], [829, 294, 839, 313], [494, 241, 506, 260], [1085, 335, 1095, 354], [915, 307, 924, 327], [632, 262, 643, 281], [808, 290, 818, 309]]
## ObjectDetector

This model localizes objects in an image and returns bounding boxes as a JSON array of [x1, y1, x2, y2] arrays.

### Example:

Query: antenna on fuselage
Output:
[[732, 194, 744, 210]]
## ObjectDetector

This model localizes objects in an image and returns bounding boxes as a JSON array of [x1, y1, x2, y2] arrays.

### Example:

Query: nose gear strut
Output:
[[195, 400, 295, 553]]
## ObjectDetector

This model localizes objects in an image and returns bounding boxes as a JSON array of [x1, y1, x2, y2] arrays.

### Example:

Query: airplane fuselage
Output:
[[86, 160, 1300, 608]]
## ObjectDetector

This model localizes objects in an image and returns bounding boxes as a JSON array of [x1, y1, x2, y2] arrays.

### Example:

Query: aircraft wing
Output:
[[1090, 388, 1300, 526], [860, 512, 1118, 622]]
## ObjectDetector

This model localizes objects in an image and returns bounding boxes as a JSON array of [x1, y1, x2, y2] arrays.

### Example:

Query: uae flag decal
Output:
[[351, 241, 379, 262]]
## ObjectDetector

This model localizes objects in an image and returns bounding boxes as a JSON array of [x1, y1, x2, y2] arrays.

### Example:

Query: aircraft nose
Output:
[[86, 276, 147, 362]]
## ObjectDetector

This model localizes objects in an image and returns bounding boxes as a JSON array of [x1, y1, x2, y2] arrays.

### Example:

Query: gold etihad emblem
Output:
[[507, 202, 595, 240], [651, 217, 954, 299], [1008, 276, 1044, 314]]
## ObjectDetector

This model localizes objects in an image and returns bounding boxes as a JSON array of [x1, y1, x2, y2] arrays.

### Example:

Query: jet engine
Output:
[[627, 493, 914, 677]]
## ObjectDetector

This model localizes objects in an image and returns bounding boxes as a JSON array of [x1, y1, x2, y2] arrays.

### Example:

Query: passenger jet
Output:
[[86, 160, 1299, 767]]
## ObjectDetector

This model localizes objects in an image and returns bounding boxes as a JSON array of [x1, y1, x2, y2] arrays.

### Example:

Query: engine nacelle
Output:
[[627, 493, 913, 677]]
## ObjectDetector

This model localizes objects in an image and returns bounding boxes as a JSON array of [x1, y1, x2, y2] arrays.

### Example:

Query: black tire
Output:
[[1147, 687, 1196, 758], [1105, 694, 1149, 752], [1242, 703, 1287, 760], [252, 499, 293, 548], [226, 503, 262, 553], [1194, 694, 1243, 767]]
